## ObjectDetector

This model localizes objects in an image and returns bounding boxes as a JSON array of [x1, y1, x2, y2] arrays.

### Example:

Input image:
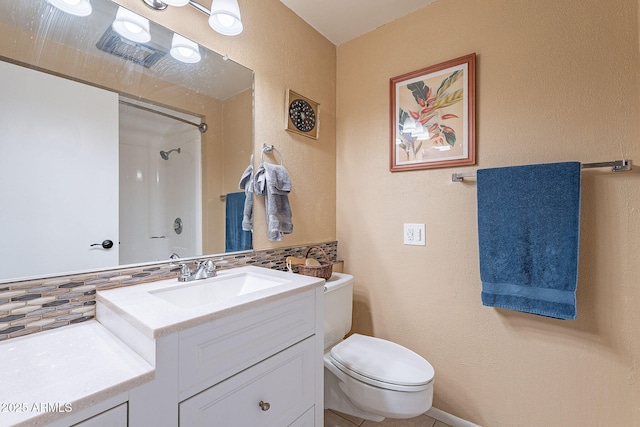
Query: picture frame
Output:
[[285, 89, 320, 139], [390, 53, 476, 172]]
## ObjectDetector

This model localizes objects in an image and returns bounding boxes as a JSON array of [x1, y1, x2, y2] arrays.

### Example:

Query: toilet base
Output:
[[324, 368, 385, 422], [324, 352, 433, 422]]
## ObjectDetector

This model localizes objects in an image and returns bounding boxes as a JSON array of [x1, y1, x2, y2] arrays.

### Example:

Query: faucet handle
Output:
[[178, 263, 192, 282], [201, 259, 217, 274]]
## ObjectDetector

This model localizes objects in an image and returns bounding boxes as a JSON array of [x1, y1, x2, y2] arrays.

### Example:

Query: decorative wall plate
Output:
[[285, 89, 320, 139]]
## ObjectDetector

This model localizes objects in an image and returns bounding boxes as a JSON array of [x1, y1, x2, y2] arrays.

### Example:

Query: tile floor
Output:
[[324, 409, 452, 427]]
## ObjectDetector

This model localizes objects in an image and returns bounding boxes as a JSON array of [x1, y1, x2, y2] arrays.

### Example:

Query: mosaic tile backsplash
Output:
[[0, 241, 338, 341]]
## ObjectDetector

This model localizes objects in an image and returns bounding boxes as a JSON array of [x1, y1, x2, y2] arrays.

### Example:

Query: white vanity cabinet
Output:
[[175, 290, 321, 426], [101, 267, 326, 427]]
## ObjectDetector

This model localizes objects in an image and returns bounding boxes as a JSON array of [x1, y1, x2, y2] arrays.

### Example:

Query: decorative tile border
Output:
[[0, 241, 338, 341]]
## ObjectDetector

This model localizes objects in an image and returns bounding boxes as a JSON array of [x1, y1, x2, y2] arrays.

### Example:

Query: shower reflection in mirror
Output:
[[119, 100, 203, 266]]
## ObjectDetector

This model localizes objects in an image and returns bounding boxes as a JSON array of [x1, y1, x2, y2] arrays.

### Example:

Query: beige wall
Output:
[[337, 0, 640, 425], [202, 88, 253, 254], [116, 0, 337, 251], [6, 0, 639, 424]]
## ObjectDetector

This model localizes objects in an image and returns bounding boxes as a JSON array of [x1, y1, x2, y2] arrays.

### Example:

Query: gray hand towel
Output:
[[238, 164, 254, 231], [254, 162, 293, 241]]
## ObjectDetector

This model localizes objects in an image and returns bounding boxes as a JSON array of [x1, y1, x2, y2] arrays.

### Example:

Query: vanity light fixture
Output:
[[412, 123, 431, 140], [113, 6, 151, 43], [170, 34, 202, 63], [208, 0, 243, 36], [162, 0, 190, 5], [411, 122, 426, 137], [416, 129, 431, 141], [401, 116, 416, 133], [142, 0, 243, 36], [46, 0, 93, 16]]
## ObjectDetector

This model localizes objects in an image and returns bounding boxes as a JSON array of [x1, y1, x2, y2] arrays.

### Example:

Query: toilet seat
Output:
[[329, 334, 434, 392]]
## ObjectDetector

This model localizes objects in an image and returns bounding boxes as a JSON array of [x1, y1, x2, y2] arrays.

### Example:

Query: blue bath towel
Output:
[[225, 192, 252, 252], [477, 162, 581, 319]]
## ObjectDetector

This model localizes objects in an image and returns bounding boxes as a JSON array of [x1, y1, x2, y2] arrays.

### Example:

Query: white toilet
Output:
[[323, 273, 435, 422]]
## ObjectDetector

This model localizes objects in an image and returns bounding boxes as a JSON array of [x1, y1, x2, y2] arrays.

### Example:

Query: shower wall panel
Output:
[[119, 103, 202, 264]]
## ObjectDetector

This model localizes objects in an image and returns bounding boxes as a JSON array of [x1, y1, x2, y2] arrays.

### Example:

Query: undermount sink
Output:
[[149, 271, 290, 309]]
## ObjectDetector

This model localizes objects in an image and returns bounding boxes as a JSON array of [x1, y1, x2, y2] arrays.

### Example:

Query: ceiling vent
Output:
[[95, 27, 167, 68]]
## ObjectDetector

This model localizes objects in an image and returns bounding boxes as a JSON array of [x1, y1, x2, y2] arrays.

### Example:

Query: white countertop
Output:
[[97, 266, 324, 338], [0, 321, 154, 427]]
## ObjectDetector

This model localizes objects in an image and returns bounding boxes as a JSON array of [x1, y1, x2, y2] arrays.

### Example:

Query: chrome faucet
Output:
[[178, 259, 217, 282]]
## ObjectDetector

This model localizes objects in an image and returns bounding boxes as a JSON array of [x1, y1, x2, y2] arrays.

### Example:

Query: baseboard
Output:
[[426, 407, 481, 427]]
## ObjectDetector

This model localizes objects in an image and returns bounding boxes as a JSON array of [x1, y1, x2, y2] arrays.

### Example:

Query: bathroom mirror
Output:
[[0, 0, 254, 282]]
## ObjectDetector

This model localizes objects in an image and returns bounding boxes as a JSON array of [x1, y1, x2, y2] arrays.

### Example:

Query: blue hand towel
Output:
[[225, 192, 252, 252], [477, 162, 581, 319]]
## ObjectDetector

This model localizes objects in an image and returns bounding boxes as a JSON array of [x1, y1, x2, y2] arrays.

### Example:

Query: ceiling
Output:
[[279, 0, 438, 45]]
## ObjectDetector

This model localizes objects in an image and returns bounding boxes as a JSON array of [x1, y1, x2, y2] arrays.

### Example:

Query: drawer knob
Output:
[[259, 400, 271, 411]]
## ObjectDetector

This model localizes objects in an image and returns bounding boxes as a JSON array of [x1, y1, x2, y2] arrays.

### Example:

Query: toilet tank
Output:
[[324, 272, 354, 350]]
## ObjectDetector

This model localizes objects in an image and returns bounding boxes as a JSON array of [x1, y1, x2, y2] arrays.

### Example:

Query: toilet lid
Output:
[[330, 334, 434, 389]]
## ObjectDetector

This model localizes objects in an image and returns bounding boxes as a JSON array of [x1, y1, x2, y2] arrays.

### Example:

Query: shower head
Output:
[[160, 147, 181, 160]]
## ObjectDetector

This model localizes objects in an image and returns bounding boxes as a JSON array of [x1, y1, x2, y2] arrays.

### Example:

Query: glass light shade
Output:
[[401, 116, 416, 133], [163, 0, 190, 6], [112, 7, 151, 43], [170, 34, 202, 63], [46, 0, 92, 16], [208, 0, 243, 36]]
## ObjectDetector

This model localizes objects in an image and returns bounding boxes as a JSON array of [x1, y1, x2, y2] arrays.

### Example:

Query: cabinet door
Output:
[[0, 60, 119, 280], [288, 407, 315, 427], [72, 403, 127, 427], [180, 338, 315, 427]]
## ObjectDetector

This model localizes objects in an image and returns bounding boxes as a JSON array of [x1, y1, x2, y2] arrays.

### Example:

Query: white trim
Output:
[[426, 407, 482, 427]]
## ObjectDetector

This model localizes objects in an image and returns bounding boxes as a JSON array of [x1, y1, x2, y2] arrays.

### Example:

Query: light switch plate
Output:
[[404, 223, 426, 246]]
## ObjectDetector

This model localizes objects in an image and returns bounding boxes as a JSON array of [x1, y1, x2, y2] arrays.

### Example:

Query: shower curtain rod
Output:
[[451, 159, 633, 182], [119, 100, 208, 133]]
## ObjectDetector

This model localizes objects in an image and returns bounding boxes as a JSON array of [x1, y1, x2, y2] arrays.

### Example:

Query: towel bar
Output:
[[452, 159, 632, 182]]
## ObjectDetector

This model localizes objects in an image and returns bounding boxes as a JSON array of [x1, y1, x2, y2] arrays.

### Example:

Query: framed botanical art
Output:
[[390, 53, 476, 172]]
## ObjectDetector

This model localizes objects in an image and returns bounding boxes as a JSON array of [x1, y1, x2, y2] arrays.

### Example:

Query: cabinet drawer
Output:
[[72, 403, 127, 427], [178, 290, 316, 398], [179, 337, 315, 427]]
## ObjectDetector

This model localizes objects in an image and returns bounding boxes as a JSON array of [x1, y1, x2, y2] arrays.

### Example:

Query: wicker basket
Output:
[[297, 246, 333, 280]]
